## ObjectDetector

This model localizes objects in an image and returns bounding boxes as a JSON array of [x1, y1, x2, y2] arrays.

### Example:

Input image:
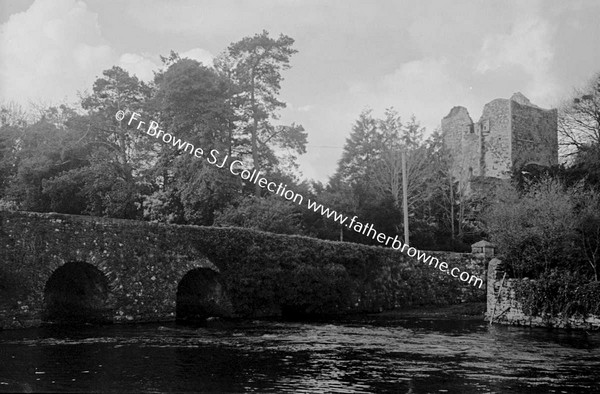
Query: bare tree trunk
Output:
[[458, 193, 464, 238], [250, 75, 260, 196], [402, 149, 409, 245], [228, 120, 232, 157], [450, 177, 455, 245]]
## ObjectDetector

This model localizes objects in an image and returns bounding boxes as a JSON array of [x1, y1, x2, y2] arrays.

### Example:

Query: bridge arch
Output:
[[43, 261, 113, 324], [176, 267, 232, 322]]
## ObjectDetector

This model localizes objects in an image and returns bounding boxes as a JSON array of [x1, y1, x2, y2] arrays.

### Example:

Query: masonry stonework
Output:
[[487, 259, 600, 330], [0, 210, 488, 329], [442, 93, 558, 192]]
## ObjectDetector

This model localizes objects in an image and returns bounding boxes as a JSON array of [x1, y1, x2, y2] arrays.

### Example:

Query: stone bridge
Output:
[[0, 211, 486, 329]]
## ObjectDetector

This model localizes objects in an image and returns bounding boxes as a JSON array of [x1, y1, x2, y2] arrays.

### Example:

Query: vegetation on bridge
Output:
[[0, 211, 485, 328]]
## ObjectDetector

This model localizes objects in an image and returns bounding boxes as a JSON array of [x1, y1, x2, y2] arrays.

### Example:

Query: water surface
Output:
[[1, 315, 598, 393]]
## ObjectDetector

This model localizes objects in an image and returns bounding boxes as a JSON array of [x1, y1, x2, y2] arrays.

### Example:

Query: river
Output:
[[1, 313, 599, 393]]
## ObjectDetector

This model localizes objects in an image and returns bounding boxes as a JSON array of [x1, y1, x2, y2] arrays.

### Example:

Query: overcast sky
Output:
[[1, 0, 599, 182]]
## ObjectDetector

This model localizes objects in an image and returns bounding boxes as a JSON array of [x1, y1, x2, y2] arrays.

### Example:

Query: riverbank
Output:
[[375, 302, 486, 320], [487, 260, 600, 331]]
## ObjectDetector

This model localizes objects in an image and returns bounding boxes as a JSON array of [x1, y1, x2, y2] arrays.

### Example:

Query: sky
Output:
[[1, 0, 599, 182]]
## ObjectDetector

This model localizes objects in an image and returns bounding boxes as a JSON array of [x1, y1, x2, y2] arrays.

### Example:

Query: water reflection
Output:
[[0, 316, 598, 393]]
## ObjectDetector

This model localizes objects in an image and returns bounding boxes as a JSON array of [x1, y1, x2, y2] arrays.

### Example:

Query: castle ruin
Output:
[[442, 92, 558, 193]]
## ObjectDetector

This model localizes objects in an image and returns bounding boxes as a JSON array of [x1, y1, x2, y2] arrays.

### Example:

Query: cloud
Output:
[[118, 53, 158, 81], [349, 57, 474, 132], [475, 14, 559, 105], [124, 0, 327, 37], [0, 0, 114, 105], [296, 105, 313, 112], [118, 47, 215, 82], [180, 48, 214, 67], [0, 0, 217, 105]]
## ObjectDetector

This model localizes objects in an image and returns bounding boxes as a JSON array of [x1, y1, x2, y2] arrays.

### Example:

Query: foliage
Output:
[[574, 188, 600, 281], [0, 32, 309, 226], [302, 179, 360, 241], [80, 66, 154, 185], [497, 93, 600, 318], [3, 108, 90, 212], [215, 30, 307, 194], [484, 177, 586, 278], [328, 108, 459, 249], [514, 270, 600, 318], [146, 57, 240, 225], [557, 72, 600, 191], [214, 194, 307, 235], [0, 103, 29, 196], [559, 72, 600, 159], [569, 144, 600, 189], [151, 58, 234, 147], [181, 222, 485, 316], [485, 175, 600, 319], [0, 67, 153, 218]]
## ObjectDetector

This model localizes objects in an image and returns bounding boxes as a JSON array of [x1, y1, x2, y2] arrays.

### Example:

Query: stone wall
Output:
[[442, 107, 477, 184], [486, 259, 600, 330], [1, 210, 488, 329], [511, 98, 558, 169], [480, 98, 512, 179], [442, 106, 481, 193]]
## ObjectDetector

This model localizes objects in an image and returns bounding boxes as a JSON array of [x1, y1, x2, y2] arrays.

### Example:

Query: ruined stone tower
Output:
[[442, 92, 558, 193]]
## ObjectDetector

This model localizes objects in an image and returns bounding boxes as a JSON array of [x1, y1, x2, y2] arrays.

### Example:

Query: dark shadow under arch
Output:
[[43, 262, 112, 324], [176, 268, 230, 322]]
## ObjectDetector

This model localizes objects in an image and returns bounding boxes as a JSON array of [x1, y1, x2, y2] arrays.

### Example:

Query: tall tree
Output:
[[36, 66, 157, 218], [0, 102, 29, 200], [371, 112, 433, 211], [3, 67, 156, 218], [328, 108, 469, 249], [426, 131, 460, 245], [337, 109, 380, 186], [215, 30, 307, 195], [145, 57, 239, 225], [3, 105, 91, 213], [332, 109, 437, 246], [81, 66, 154, 183], [559, 72, 600, 161]]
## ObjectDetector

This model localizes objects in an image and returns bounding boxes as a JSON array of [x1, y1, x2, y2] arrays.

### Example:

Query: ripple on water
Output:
[[0, 318, 599, 393]]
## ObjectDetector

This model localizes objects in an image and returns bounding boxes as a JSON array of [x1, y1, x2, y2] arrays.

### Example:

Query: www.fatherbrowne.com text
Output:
[[117, 110, 484, 289]]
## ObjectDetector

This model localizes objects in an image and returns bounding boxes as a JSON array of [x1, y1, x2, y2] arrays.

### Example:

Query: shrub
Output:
[[514, 269, 600, 319], [214, 195, 307, 235], [0, 198, 17, 211], [484, 177, 586, 279]]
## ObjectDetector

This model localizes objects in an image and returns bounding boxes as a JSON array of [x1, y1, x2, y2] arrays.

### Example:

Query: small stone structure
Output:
[[487, 259, 600, 330], [442, 93, 558, 193], [471, 240, 495, 258]]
